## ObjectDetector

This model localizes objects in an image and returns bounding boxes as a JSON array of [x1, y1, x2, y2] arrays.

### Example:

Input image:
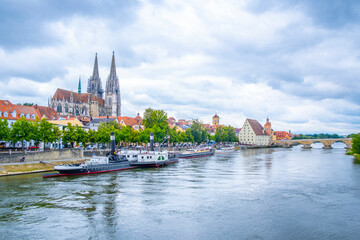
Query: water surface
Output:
[[1, 143, 359, 240]]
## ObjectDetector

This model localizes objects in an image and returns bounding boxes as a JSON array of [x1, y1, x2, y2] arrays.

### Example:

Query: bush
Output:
[[352, 134, 360, 154]]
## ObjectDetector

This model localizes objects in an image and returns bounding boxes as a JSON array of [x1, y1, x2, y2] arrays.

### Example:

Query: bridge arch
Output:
[[279, 138, 352, 149]]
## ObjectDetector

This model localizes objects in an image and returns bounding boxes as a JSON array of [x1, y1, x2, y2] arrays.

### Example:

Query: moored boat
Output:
[[129, 133, 179, 168], [215, 146, 235, 154], [179, 147, 214, 158], [43, 132, 135, 178], [129, 151, 179, 168]]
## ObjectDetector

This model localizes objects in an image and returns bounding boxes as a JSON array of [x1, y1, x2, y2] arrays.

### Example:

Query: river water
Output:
[[1, 143, 360, 240]]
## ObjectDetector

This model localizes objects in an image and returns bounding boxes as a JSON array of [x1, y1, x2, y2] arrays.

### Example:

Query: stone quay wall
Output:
[[0, 149, 84, 164]]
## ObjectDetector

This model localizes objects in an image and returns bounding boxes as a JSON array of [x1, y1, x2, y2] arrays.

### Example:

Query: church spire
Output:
[[105, 51, 121, 117], [109, 51, 116, 78], [87, 53, 104, 99], [93, 53, 99, 79], [78, 76, 81, 94]]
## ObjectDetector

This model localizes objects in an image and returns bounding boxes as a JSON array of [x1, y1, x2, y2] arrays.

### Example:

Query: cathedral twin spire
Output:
[[87, 52, 121, 116]]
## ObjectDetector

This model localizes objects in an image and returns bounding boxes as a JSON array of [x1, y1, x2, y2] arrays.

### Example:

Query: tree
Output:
[[190, 120, 208, 143], [36, 118, 58, 150], [98, 120, 121, 130], [139, 128, 151, 143], [0, 118, 10, 142], [143, 108, 168, 129], [87, 129, 99, 146], [11, 116, 35, 152], [75, 125, 87, 147], [352, 134, 360, 154], [62, 123, 77, 147]]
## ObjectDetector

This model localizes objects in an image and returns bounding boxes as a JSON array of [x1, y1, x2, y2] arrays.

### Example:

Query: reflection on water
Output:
[[1, 144, 360, 240]]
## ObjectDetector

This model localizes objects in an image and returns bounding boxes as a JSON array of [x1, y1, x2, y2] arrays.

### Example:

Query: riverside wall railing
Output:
[[0, 149, 84, 164]]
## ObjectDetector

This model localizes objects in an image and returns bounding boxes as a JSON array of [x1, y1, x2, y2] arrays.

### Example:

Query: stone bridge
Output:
[[278, 138, 353, 149]]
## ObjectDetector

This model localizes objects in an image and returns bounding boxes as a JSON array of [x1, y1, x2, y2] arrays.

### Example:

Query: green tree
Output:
[[190, 120, 208, 143], [62, 123, 77, 147], [143, 108, 168, 129], [184, 128, 194, 143], [98, 120, 121, 130], [139, 128, 151, 143], [87, 129, 99, 145], [0, 118, 10, 142], [75, 125, 87, 147], [37, 118, 58, 150], [352, 134, 360, 154], [31, 117, 41, 147], [11, 116, 35, 152]]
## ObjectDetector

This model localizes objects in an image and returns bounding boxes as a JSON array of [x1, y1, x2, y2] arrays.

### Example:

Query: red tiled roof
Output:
[[247, 118, 268, 136], [52, 88, 81, 103], [33, 105, 59, 120], [52, 88, 105, 106], [90, 95, 104, 106], [274, 131, 290, 140], [0, 100, 40, 121], [79, 93, 91, 103], [117, 116, 139, 127]]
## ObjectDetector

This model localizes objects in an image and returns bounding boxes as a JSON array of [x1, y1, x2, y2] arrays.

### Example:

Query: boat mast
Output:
[[110, 131, 116, 155]]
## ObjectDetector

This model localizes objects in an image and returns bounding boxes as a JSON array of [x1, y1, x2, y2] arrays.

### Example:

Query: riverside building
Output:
[[238, 118, 271, 146]]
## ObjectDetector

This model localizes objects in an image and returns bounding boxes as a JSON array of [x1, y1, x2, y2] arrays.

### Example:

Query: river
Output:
[[1, 142, 360, 240]]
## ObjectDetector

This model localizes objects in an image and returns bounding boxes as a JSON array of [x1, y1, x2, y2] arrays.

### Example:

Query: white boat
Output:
[[179, 147, 214, 158], [130, 151, 179, 167], [118, 150, 141, 162], [215, 146, 235, 154]]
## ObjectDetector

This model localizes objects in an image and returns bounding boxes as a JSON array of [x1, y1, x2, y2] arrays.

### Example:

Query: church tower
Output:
[[105, 51, 121, 116], [87, 53, 104, 99], [213, 114, 220, 126], [264, 117, 272, 135]]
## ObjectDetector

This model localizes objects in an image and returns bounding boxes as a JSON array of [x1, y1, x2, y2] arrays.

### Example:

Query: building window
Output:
[[57, 104, 62, 113], [0, 111, 1, 117], [26, 113, 30, 119], [31, 114, 35, 119], [11, 110, 16, 118], [4, 111, 8, 117]]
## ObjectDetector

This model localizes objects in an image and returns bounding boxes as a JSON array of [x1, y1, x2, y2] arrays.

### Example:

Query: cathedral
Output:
[[50, 52, 121, 117]]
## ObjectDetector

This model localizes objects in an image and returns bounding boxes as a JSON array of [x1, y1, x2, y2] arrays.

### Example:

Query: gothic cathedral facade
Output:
[[50, 52, 121, 117]]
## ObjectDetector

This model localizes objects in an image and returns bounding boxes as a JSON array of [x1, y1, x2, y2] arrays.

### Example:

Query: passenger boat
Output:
[[43, 132, 135, 178], [129, 133, 179, 167], [129, 151, 179, 168], [215, 146, 235, 154], [118, 150, 141, 162], [179, 147, 214, 158]]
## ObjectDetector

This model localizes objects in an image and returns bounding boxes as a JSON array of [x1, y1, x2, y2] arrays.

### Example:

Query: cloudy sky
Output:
[[0, 0, 359, 134]]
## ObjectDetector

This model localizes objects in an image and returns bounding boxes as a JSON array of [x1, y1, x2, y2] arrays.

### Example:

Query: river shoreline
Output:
[[0, 158, 87, 177]]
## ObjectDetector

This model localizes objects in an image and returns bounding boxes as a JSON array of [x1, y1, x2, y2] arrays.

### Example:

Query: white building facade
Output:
[[238, 118, 271, 146]]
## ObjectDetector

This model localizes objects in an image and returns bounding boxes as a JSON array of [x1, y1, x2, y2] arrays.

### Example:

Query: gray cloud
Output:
[[0, 0, 359, 134]]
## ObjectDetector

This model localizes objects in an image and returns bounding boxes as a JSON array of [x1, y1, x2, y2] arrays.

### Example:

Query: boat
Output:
[[118, 150, 141, 162], [129, 133, 179, 168], [215, 146, 235, 154], [179, 147, 214, 158], [129, 151, 179, 168], [43, 132, 135, 178]]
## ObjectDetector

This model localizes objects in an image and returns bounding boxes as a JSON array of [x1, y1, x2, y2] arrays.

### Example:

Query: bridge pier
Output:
[[322, 144, 332, 149], [282, 143, 291, 148], [346, 144, 352, 149], [302, 144, 312, 149]]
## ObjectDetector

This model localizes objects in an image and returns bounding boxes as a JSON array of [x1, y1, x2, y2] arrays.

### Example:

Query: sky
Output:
[[0, 0, 359, 134]]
